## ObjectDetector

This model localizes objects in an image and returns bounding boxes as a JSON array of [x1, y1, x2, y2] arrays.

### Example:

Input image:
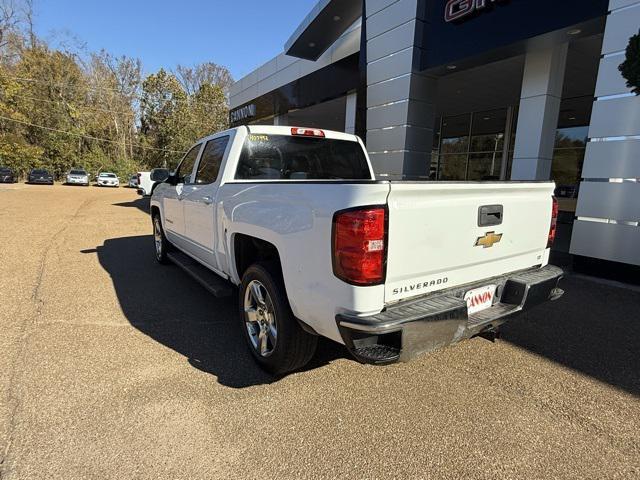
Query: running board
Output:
[[166, 251, 233, 297]]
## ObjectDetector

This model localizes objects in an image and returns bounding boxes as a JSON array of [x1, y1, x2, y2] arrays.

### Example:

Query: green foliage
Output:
[[0, 8, 231, 180], [140, 70, 230, 170], [619, 29, 640, 96]]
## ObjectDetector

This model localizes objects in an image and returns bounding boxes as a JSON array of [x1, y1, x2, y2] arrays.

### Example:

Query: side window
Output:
[[176, 144, 201, 184], [194, 136, 229, 184]]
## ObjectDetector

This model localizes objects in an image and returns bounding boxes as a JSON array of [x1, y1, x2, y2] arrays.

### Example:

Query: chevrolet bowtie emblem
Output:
[[475, 231, 503, 249]]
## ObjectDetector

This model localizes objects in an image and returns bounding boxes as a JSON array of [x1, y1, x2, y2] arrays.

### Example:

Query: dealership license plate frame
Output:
[[464, 284, 497, 315]]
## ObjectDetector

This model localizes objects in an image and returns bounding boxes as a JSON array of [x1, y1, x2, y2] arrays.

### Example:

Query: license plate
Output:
[[464, 284, 497, 315]]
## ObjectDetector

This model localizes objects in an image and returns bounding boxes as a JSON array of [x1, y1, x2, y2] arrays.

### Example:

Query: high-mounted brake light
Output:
[[332, 207, 387, 286], [547, 196, 559, 248], [291, 127, 325, 138]]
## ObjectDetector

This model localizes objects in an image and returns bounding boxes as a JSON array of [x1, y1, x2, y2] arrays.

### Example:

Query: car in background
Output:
[[65, 169, 90, 186], [27, 169, 54, 185], [137, 168, 169, 196], [128, 174, 138, 188], [0, 167, 16, 183], [96, 172, 119, 187]]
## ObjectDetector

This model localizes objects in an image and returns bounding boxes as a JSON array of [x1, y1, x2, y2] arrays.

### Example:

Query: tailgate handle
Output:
[[478, 205, 503, 227]]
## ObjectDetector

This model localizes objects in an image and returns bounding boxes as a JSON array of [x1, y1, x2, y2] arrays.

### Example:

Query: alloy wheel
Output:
[[244, 280, 277, 357]]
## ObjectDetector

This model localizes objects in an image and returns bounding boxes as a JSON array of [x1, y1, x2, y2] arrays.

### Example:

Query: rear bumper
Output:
[[336, 265, 564, 364]]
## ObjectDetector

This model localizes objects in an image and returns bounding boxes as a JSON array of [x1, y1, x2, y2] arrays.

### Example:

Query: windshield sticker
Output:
[[249, 134, 269, 142]]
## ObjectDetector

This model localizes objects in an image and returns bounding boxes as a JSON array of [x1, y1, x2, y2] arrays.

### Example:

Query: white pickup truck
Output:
[[150, 126, 563, 374], [137, 169, 170, 196]]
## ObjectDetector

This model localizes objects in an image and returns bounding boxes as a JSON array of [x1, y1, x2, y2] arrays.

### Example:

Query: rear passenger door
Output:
[[182, 135, 230, 269]]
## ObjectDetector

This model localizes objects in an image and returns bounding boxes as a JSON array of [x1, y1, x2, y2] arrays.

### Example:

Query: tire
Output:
[[239, 263, 317, 375], [152, 213, 171, 264]]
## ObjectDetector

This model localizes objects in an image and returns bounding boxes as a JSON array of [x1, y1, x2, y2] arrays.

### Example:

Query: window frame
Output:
[[193, 135, 231, 186], [176, 143, 203, 185]]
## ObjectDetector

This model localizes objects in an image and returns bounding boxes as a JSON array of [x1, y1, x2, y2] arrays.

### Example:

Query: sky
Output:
[[34, 0, 318, 81]]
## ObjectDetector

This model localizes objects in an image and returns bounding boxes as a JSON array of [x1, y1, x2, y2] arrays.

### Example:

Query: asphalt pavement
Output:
[[0, 183, 638, 479]]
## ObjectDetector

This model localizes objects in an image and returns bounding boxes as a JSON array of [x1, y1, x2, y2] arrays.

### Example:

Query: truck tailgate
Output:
[[385, 182, 555, 303]]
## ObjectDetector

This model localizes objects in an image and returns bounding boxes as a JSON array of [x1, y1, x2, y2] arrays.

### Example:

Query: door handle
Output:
[[202, 196, 213, 205], [478, 204, 503, 227]]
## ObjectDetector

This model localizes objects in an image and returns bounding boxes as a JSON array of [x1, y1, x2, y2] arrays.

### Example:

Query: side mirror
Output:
[[151, 169, 170, 182], [166, 174, 179, 186]]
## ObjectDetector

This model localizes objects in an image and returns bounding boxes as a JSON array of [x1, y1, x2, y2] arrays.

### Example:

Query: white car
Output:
[[66, 169, 89, 186], [97, 172, 119, 187], [150, 125, 563, 374]]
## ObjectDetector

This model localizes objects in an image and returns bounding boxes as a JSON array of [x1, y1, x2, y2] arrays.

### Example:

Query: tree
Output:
[[190, 82, 228, 137], [0, 0, 29, 62], [139, 67, 230, 170], [175, 62, 233, 96], [0, 45, 88, 177], [0, 0, 232, 180], [619, 29, 640, 96], [139, 69, 191, 169], [84, 50, 141, 174]]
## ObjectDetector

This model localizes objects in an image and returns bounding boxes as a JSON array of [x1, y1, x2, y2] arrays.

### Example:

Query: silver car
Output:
[[66, 169, 89, 186]]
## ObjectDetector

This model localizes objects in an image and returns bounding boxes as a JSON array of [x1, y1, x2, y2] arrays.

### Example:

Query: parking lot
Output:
[[0, 183, 638, 479]]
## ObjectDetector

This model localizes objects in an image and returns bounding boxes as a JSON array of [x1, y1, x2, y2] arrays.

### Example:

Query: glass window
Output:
[[236, 134, 371, 180], [470, 109, 507, 153], [467, 153, 502, 181], [554, 126, 588, 149], [440, 113, 471, 154], [176, 144, 201, 184], [438, 154, 467, 180], [195, 137, 229, 185], [435, 110, 509, 180], [552, 125, 588, 200]]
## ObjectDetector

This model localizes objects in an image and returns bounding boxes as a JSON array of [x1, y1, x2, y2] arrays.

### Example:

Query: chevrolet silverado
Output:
[[150, 126, 563, 374]]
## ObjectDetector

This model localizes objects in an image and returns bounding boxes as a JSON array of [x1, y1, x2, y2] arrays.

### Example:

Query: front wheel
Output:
[[152, 213, 171, 264], [239, 263, 317, 375]]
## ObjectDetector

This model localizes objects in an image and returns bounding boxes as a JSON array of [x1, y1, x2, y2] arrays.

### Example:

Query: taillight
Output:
[[291, 127, 325, 138], [547, 196, 559, 248], [332, 207, 387, 286]]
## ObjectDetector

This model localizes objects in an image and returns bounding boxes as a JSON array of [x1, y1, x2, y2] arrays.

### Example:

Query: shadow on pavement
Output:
[[88, 235, 639, 394], [501, 275, 640, 396], [112, 198, 150, 214], [86, 235, 346, 388]]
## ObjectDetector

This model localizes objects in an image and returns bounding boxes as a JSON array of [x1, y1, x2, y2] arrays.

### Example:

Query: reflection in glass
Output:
[[438, 154, 467, 180], [435, 110, 507, 181], [440, 113, 471, 154], [467, 153, 502, 181]]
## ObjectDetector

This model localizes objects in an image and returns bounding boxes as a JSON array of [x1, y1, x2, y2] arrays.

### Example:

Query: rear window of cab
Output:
[[235, 134, 371, 181]]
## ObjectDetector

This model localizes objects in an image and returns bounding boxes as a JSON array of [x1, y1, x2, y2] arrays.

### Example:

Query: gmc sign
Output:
[[445, 0, 508, 23]]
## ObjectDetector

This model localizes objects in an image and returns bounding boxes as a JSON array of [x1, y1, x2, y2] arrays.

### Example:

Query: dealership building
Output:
[[230, 0, 640, 269]]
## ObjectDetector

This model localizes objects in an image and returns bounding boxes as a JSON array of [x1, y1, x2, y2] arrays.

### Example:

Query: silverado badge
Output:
[[475, 231, 503, 249]]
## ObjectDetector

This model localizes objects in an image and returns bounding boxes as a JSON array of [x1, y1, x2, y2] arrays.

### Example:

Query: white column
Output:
[[345, 92, 357, 134], [511, 43, 568, 180]]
